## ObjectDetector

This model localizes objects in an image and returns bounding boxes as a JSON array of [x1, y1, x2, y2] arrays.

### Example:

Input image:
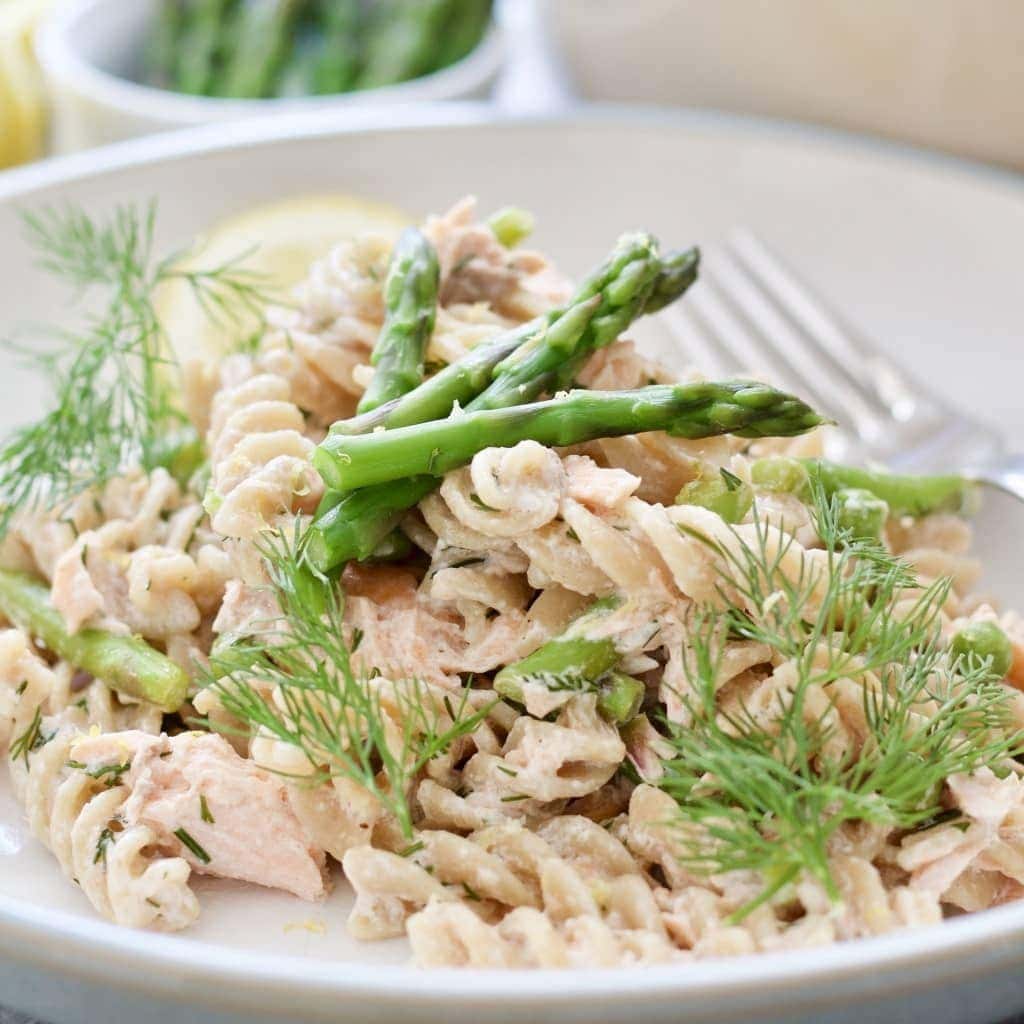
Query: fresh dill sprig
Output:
[[0, 202, 273, 535], [199, 793, 215, 824], [173, 826, 211, 864], [657, 485, 1023, 919], [203, 528, 493, 838], [9, 706, 50, 766]]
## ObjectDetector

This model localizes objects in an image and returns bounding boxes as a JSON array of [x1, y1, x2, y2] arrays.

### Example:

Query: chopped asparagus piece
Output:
[[750, 456, 810, 496], [146, 0, 187, 89], [804, 459, 977, 517], [676, 465, 754, 524], [951, 621, 1013, 680], [750, 457, 977, 518], [834, 487, 889, 542], [0, 569, 188, 711], [494, 598, 643, 723], [488, 206, 534, 248], [494, 596, 622, 699]]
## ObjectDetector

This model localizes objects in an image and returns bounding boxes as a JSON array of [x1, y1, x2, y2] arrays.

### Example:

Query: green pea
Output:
[[834, 487, 889, 542], [676, 466, 753, 524], [750, 456, 810, 496], [950, 621, 1013, 679]]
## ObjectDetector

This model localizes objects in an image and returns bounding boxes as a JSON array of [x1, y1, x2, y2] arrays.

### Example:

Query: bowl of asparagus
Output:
[[37, 0, 501, 152]]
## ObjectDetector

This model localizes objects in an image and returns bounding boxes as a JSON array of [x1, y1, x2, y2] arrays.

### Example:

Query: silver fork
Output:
[[657, 230, 1024, 500]]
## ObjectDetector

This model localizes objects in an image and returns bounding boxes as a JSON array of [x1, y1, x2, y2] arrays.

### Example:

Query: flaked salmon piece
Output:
[[563, 455, 640, 513], [70, 730, 328, 901], [342, 563, 419, 607], [423, 197, 570, 319]]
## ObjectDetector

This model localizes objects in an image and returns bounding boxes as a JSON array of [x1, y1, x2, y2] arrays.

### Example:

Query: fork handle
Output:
[[969, 453, 1024, 501]]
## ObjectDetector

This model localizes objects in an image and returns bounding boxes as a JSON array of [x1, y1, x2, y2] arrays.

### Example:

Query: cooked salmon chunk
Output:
[[70, 730, 328, 901]]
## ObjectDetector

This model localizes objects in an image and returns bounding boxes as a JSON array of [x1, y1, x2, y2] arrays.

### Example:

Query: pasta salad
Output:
[[0, 196, 1022, 969]]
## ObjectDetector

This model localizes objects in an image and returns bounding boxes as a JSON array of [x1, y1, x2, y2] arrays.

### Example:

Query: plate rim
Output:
[[2, 102, 1024, 1011], [3, 100, 1024, 204]]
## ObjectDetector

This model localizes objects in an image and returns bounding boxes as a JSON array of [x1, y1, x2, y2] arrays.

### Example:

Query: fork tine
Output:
[[726, 230, 924, 422], [656, 298, 746, 379], [700, 249, 887, 437]]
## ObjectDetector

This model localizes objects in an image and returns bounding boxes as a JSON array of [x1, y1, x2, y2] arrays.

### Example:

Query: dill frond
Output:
[[203, 529, 493, 838], [0, 202, 274, 535], [658, 486, 1023, 918]]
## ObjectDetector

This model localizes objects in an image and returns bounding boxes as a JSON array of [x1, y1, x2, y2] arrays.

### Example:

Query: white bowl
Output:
[[36, 0, 503, 152], [2, 107, 1024, 1024]]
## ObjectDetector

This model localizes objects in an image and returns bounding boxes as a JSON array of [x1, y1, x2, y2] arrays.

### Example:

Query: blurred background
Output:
[[3, 0, 1024, 171]]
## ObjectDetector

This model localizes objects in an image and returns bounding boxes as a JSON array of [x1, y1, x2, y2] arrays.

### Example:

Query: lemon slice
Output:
[[157, 193, 410, 364], [0, 0, 51, 168]]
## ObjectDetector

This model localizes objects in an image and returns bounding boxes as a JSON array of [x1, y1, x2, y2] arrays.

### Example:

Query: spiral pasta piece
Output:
[[9, 724, 198, 931]]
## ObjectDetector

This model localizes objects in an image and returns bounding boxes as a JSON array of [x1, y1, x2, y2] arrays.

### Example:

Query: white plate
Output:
[[1, 106, 1024, 1024]]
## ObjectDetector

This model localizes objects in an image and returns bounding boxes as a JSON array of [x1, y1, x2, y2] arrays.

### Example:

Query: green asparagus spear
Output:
[[146, 0, 187, 89], [496, 666, 645, 725], [356, 0, 454, 89], [305, 496, 410, 560], [330, 242, 699, 438], [311, 0, 362, 93], [312, 301, 598, 554], [174, 0, 235, 95], [643, 247, 701, 314], [314, 381, 827, 492], [357, 228, 440, 414], [218, 0, 303, 98], [275, 17, 327, 97], [308, 240, 703, 571], [431, 0, 493, 70], [750, 457, 977, 517], [328, 315, 546, 437], [547, 245, 700, 393], [304, 477, 436, 568], [0, 569, 188, 711], [477, 233, 661, 411]]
